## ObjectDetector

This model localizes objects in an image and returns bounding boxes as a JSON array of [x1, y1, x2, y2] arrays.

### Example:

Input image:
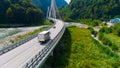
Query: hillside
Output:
[[53, 26, 120, 68], [30, 0, 67, 14], [0, 0, 43, 27], [61, 0, 120, 21]]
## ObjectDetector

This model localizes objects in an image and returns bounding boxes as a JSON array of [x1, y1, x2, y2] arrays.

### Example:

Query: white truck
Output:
[[38, 31, 50, 44]]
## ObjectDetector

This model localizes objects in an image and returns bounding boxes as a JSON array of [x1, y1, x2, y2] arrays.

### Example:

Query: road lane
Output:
[[0, 19, 64, 68]]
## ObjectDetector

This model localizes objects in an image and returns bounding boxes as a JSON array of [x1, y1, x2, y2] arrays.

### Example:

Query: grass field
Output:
[[53, 26, 120, 68], [103, 34, 120, 53]]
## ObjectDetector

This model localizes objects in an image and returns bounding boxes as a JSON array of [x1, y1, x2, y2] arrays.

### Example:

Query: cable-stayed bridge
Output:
[[0, 0, 65, 68]]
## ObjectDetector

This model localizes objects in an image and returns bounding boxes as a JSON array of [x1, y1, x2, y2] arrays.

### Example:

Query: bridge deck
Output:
[[0, 19, 64, 68]]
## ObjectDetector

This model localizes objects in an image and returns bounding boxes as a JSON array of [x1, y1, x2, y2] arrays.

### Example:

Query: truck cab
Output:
[[38, 31, 50, 44]]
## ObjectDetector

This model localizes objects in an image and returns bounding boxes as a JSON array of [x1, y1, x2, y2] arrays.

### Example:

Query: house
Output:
[[107, 18, 120, 27], [110, 18, 120, 23]]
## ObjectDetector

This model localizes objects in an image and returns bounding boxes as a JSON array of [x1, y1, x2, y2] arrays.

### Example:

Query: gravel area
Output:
[[65, 22, 88, 28]]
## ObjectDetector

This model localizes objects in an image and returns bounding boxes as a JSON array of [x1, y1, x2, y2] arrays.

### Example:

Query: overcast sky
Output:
[[65, 0, 71, 4]]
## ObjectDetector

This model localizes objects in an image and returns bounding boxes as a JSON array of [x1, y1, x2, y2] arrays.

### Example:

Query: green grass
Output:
[[103, 34, 120, 52], [53, 26, 120, 68]]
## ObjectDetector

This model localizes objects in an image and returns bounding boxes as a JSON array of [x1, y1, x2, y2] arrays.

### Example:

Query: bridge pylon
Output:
[[46, 0, 61, 20]]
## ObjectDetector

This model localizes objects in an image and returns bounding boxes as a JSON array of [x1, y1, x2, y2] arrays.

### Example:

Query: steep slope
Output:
[[0, 0, 43, 27], [30, 0, 67, 14], [61, 0, 120, 21]]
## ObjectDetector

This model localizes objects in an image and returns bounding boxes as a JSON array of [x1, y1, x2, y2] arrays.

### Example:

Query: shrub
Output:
[[99, 27, 112, 34], [44, 20, 53, 25], [87, 27, 94, 34], [91, 20, 100, 27], [113, 23, 120, 36], [88, 27, 97, 37], [77, 19, 102, 26], [99, 34, 119, 52], [98, 32, 104, 40]]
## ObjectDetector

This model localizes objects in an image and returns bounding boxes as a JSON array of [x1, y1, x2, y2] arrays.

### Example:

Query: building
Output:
[[110, 18, 120, 23]]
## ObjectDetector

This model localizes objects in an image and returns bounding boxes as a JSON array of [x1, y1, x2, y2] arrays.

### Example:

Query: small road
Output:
[[65, 22, 88, 28], [91, 35, 115, 53]]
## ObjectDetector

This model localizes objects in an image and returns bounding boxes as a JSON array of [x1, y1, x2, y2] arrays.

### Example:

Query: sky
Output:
[[65, 0, 71, 4]]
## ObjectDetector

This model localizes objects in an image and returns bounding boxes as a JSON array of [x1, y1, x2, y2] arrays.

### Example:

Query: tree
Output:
[[61, 0, 120, 21], [0, 0, 44, 27], [114, 15, 120, 18], [6, 7, 13, 18]]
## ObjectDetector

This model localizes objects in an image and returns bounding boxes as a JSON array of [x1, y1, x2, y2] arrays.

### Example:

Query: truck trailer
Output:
[[38, 31, 50, 44]]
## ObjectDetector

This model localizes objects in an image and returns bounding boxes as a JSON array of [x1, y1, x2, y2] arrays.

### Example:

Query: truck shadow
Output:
[[39, 39, 52, 45]]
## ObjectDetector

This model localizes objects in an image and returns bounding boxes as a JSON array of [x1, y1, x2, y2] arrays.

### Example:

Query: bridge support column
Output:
[[42, 51, 55, 68], [42, 54, 53, 68], [51, 51, 53, 56]]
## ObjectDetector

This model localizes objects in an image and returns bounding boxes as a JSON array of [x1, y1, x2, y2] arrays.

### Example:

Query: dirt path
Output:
[[91, 35, 116, 54], [66, 22, 116, 54]]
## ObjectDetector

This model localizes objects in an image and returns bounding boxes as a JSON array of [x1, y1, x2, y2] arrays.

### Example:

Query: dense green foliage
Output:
[[0, 0, 43, 27], [53, 26, 120, 68], [99, 27, 113, 34], [87, 27, 94, 33], [113, 23, 120, 36], [98, 23, 120, 53], [43, 20, 53, 25], [99, 33, 120, 53], [61, 0, 120, 21], [77, 19, 102, 26], [30, 0, 67, 14], [98, 23, 120, 39]]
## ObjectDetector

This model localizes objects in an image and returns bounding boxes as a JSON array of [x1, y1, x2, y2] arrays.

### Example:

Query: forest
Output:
[[0, 0, 68, 27], [61, 0, 120, 21], [30, 0, 67, 14], [0, 0, 43, 27], [98, 23, 120, 53]]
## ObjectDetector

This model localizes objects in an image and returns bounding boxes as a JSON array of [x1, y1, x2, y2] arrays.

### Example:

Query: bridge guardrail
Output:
[[22, 23, 65, 68], [0, 23, 56, 56], [0, 33, 37, 55]]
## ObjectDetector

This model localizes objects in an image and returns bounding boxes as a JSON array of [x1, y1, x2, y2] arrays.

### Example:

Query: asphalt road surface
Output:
[[0, 19, 64, 68]]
